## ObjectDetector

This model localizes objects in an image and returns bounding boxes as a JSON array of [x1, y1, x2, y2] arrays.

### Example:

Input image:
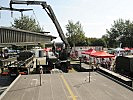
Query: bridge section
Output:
[[0, 26, 56, 47]]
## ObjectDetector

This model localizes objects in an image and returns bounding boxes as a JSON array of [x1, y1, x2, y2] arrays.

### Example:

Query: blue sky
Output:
[[1, 0, 133, 42]]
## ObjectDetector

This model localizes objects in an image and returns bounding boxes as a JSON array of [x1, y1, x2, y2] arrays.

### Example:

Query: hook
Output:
[[21, 11, 23, 17], [11, 11, 13, 18]]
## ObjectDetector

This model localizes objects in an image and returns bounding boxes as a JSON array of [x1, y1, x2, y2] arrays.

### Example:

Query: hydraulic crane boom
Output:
[[10, 0, 70, 52], [0, 6, 32, 12], [0, 6, 33, 17]]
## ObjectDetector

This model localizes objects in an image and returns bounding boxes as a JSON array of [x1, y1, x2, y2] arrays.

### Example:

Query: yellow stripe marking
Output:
[[72, 68, 76, 72], [69, 68, 76, 73], [61, 75, 77, 100]]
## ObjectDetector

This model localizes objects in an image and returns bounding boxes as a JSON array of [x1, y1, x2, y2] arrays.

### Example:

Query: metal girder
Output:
[[0, 6, 32, 12], [10, 0, 47, 8]]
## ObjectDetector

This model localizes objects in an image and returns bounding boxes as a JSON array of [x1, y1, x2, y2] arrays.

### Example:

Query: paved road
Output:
[[1, 72, 133, 100], [81, 63, 96, 70], [0, 76, 15, 95]]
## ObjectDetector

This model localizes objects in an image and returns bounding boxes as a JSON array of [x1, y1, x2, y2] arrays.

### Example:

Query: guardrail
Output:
[[24, 55, 34, 68], [0, 57, 17, 68]]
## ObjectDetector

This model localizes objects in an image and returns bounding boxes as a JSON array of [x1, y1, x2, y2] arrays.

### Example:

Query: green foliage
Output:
[[88, 38, 105, 47], [106, 19, 133, 48], [11, 15, 43, 32], [66, 20, 88, 46], [102, 34, 109, 47]]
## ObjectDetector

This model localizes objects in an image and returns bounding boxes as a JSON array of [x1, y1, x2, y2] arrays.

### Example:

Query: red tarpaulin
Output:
[[124, 47, 130, 51], [44, 48, 51, 52], [81, 49, 96, 55], [56, 48, 61, 51], [90, 51, 115, 58]]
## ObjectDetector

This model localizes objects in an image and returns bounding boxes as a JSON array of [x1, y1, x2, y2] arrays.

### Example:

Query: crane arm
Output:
[[0, 6, 32, 12], [10, 0, 70, 51]]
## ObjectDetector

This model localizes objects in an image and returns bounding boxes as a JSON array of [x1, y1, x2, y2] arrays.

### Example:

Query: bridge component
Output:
[[0, 26, 56, 47]]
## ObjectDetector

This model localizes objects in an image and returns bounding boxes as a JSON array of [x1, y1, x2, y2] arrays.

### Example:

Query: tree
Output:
[[88, 38, 105, 47], [102, 34, 109, 48], [106, 19, 133, 48], [11, 15, 43, 32], [66, 20, 87, 46]]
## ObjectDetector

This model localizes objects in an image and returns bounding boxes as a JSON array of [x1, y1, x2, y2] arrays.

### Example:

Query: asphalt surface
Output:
[[1, 72, 133, 100], [81, 63, 97, 70], [0, 76, 15, 95]]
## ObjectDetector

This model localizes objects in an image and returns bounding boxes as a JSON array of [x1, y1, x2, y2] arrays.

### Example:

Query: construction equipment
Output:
[[1, 0, 71, 73], [0, 6, 33, 17], [9, 0, 70, 53], [0, 6, 32, 12], [9, 0, 71, 73]]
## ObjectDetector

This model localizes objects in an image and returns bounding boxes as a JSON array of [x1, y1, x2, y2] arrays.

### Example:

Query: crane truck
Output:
[[9, 0, 70, 72]]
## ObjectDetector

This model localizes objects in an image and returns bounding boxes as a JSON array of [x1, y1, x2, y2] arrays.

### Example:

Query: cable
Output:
[[32, 10, 41, 27], [11, 11, 13, 18], [0, 11, 1, 19], [0, 5, 1, 19]]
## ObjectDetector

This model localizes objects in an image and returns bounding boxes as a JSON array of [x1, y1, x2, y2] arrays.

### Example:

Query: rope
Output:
[[0, 12, 1, 19], [32, 10, 41, 27]]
